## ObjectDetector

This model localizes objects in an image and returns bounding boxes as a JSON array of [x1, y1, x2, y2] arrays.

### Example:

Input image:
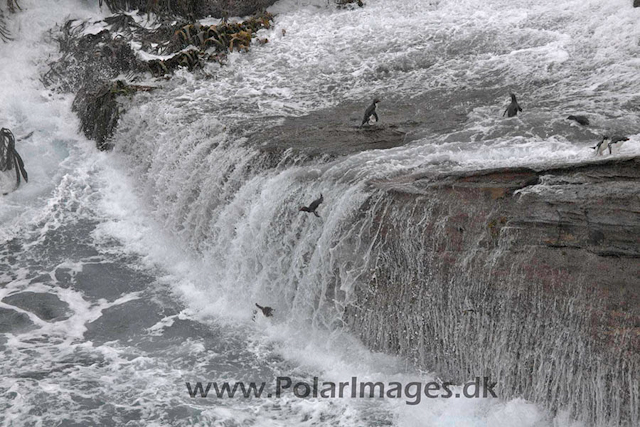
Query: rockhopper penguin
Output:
[[503, 93, 523, 118], [299, 194, 324, 218], [360, 98, 381, 127]]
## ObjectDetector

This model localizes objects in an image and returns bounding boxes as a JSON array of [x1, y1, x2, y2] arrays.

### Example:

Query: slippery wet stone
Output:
[[70, 262, 154, 301], [0, 307, 37, 333], [254, 88, 500, 158], [2, 292, 71, 322], [347, 156, 640, 426], [84, 299, 172, 345]]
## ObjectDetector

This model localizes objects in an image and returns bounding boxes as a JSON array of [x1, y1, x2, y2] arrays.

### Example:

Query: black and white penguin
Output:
[[299, 194, 323, 218], [592, 135, 629, 156], [360, 98, 381, 127], [607, 135, 629, 154], [503, 93, 523, 118], [567, 115, 590, 126], [592, 136, 610, 156]]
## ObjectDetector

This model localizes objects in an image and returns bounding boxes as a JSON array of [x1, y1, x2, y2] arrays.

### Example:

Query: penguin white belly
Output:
[[594, 139, 610, 156], [608, 140, 625, 155]]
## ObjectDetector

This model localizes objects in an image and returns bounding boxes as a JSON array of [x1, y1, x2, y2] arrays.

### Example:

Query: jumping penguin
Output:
[[503, 93, 523, 118], [360, 98, 381, 127], [255, 303, 274, 318], [299, 194, 324, 218]]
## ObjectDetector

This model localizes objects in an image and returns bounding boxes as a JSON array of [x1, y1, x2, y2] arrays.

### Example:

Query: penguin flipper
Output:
[[518, 105, 523, 112], [372, 111, 379, 122], [13, 150, 28, 183]]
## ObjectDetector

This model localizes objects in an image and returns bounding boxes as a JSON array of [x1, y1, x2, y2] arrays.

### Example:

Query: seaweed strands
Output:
[[147, 48, 209, 76], [72, 80, 156, 150], [0, 11, 10, 42], [148, 13, 274, 76], [1, 1, 21, 42], [170, 13, 273, 52], [0, 127, 28, 190]]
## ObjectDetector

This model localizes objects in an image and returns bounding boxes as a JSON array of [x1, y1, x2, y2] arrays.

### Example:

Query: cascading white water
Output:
[[1, 0, 639, 425], [111, 0, 640, 328]]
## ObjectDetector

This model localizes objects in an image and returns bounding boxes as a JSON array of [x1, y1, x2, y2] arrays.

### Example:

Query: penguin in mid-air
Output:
[[299, 194, 323, 218], [567, 115, 589, 126], [360, 98, 381, 127], [503, 93, 523, 118], [254, 303, 274, 318], [592, 135, 629, 156]]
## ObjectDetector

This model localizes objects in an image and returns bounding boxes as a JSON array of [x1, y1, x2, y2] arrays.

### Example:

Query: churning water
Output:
[[1, 0, 639, 425]]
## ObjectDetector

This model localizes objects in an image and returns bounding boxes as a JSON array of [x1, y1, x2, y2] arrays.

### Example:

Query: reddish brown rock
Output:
[[345, 157, 639, 426]]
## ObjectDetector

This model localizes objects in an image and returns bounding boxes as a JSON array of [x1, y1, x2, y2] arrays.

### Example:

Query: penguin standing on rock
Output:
[[360, 98, 381, 127], [503, 93, 523, 117]]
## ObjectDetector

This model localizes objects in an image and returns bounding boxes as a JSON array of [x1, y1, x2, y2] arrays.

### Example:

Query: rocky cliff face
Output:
[[343, 157, 639, 426], [253, 102, 639, 424]]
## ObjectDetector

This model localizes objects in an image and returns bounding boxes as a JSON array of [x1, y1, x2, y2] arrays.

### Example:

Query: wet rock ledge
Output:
[[346, 156, 639, 426]]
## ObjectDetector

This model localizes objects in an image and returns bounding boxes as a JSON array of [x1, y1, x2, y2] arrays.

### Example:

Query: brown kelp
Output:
[[1, 0, 21, 42], [147, 12, 274, 75], [44, 8, 274, 149], [72, 80, 156, 150], [43, 20, 143, 92], [0, 127, 28, 188]]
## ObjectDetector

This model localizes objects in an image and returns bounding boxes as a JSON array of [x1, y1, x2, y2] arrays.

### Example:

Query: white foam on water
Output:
[[0, 0, 107, 238]]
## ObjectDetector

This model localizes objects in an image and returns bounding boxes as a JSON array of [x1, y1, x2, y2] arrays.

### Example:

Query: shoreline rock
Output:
[[346, 156, 639, 426]]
